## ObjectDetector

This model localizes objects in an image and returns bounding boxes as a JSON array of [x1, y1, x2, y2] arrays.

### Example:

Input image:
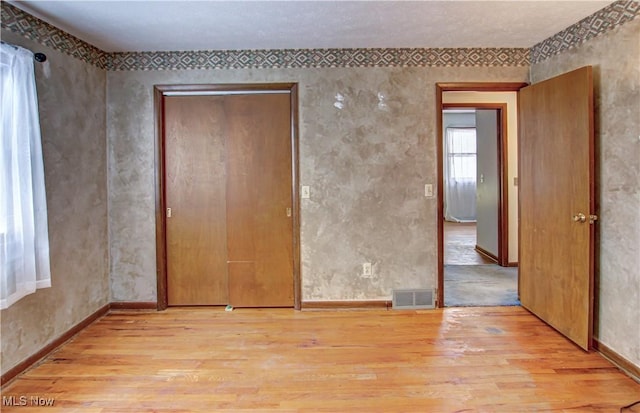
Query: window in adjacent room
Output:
[[444, 126, 477, 222]]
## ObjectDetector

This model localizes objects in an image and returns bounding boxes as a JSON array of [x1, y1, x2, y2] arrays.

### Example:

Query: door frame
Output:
[[436, 82, 527, 308], [153, 83, 302, 311]]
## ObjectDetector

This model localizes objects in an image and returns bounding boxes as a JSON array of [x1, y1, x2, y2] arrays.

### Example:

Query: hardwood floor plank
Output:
[[2, 307, 639, 412]]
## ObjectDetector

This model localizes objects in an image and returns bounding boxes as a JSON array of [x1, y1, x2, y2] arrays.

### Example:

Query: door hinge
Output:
[[166, 207, 172, 218]]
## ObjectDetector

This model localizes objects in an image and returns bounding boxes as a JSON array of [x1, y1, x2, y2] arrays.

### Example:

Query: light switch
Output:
[[301, 186, 310, 199], [424, 184, 433, 198], [362, 263, 372, 277]]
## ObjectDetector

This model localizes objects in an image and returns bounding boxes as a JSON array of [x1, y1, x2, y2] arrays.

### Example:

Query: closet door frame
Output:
[[153, 83, 301, 310]]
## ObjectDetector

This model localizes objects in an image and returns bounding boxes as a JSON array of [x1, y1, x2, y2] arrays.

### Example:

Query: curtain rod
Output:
[[1, 41, 47, 62]]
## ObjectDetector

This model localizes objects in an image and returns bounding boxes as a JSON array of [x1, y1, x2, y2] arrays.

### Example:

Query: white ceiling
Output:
[[8, 1, 613, 52]]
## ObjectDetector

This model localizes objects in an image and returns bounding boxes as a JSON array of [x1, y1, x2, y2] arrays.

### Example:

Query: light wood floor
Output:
[[3, 307, 639, 412], [444, 221, 495, 265]]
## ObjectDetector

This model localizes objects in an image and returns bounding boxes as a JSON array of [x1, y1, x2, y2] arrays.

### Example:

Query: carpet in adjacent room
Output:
[[444, 264, 519, 307]]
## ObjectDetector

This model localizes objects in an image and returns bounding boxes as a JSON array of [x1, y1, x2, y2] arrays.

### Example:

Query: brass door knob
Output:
[[573, 213, 586, 223]]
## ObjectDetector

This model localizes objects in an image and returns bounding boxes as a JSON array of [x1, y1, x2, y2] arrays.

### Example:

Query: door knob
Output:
[[572, 212, 586, 223]]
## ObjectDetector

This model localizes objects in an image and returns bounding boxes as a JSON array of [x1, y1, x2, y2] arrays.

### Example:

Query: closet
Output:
[[161, 88, 296, 307]]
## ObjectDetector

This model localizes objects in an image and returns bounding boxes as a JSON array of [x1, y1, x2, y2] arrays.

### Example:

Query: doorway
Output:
[[442, 106, 516, 306], [154, 83, 301, 310], [436, 84, 527, 307], [437, 71, 595, 349]]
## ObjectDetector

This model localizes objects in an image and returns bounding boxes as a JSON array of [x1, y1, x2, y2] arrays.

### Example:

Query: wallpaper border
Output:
[[2, 0, 638, 71], [531, 0, 639, 64], [108, 48, 529, 70]]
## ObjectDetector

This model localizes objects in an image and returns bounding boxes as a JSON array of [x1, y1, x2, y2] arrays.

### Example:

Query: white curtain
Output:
[[0, 42, 51, 309], [444, 127, 477, 222]]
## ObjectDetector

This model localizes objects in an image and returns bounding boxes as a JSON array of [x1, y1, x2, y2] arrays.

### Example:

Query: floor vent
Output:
[[392, 289, 435, 310]]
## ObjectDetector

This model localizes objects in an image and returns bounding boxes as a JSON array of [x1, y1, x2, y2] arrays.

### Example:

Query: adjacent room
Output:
[[1, 0, 639, 411], [441, 106, 519, 307]]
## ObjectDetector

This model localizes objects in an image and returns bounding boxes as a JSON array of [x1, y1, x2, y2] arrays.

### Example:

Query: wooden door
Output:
[[164, 92, 294, 307], [518, 66, 595, 350], [225, 94, 294, 307], [165, 96, 229, 305]]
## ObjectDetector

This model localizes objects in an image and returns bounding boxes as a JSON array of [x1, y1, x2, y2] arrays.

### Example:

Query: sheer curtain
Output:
[[0, 42, 51, 309], [444, 127, 477, 222]]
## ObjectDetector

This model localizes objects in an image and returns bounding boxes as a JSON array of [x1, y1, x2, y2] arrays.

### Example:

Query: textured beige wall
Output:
[[0, 31, 109, 375], [531, 18, 640, 367], [107, 66, 528, 302]]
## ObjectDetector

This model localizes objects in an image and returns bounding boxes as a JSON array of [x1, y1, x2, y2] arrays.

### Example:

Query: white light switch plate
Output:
[[424, 184, 433, 197], [301, 186, 310, 199], [362, 263, 372, 277]]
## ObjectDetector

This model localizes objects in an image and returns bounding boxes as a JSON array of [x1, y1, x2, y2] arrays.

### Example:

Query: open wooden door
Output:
[[519, 66, 595, 350]]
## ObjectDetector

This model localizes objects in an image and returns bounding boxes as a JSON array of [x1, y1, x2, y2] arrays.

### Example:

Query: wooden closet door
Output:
[[165, 96, 229, 305], [225, 93, 294, 307]]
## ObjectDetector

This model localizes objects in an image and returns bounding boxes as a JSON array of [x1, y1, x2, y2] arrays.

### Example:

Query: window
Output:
[[445, 127, 477, 182], [0, 42, 51, 309], [444, 127, 477, 222]]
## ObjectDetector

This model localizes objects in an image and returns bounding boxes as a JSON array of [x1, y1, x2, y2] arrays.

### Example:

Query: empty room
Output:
[[1, 0, 639, 411]]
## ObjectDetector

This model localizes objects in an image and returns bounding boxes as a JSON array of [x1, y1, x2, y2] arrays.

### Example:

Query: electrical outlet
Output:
[[362, 262, 372, 277]]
